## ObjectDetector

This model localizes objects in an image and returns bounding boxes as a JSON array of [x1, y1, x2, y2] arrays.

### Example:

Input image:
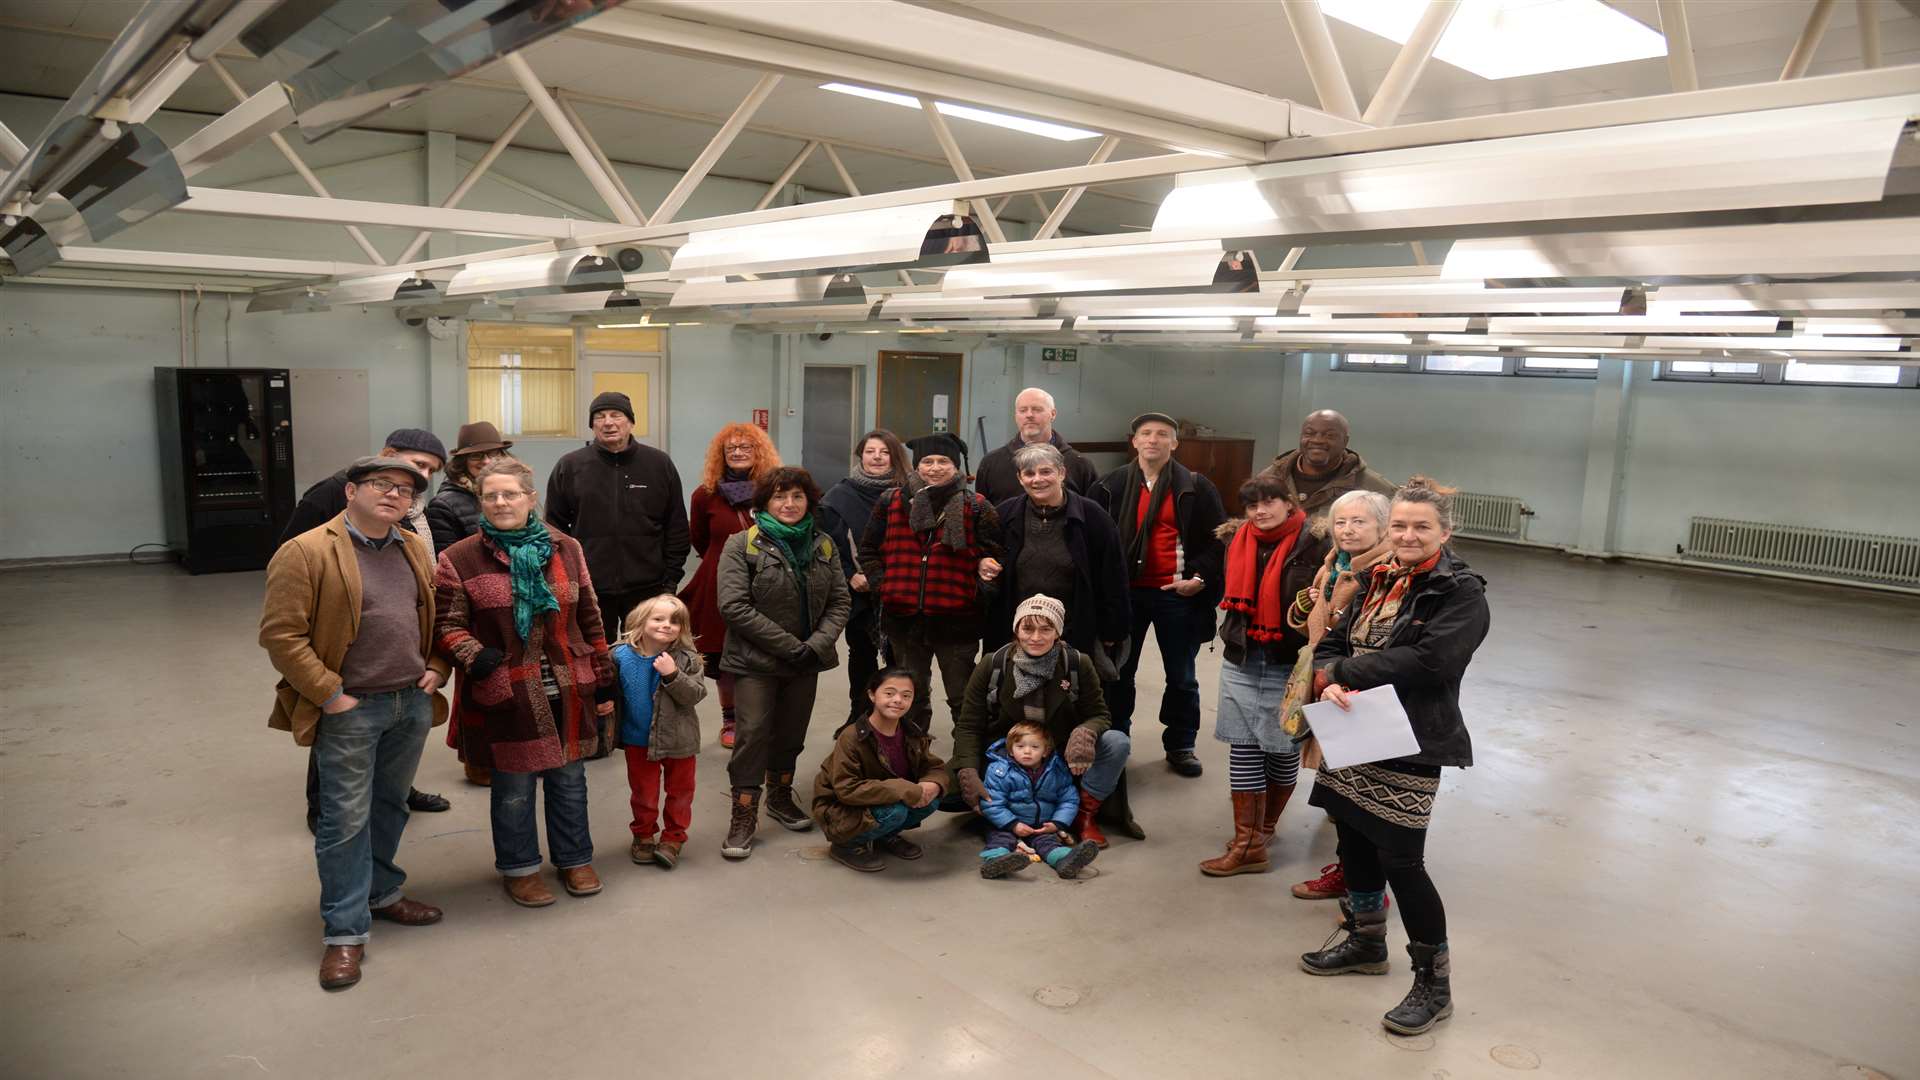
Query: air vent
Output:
[[1684, 517, 1920, 588], [1452, 492, 1530, 539]]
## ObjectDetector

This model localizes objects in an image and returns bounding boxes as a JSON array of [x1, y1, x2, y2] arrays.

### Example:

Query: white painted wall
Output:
[[5, 94, 1917, 568]]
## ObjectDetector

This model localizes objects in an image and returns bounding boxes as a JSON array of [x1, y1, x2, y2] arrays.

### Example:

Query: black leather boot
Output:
[[1382, 942, 1454, 1035], [1298, 900, 1390, 976]]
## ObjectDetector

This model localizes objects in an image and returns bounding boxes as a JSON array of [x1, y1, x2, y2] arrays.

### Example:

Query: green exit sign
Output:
[[1041, 347, 1079, 363]]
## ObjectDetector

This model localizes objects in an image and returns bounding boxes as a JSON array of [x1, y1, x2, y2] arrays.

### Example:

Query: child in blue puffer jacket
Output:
[[978, 721, 1100, 880]]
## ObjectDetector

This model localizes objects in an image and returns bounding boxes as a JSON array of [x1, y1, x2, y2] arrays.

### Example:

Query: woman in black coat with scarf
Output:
[[816, 429, 912, 725], [1296, 476, 1490, 1039], [986, 442, 1130, 666]]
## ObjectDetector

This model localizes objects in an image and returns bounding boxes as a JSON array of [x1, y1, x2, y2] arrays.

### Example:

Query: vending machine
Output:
[[154, 367, 296, 573]]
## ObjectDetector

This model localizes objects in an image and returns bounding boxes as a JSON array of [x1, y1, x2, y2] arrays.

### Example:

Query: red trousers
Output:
[[624, 748, 696, 843]]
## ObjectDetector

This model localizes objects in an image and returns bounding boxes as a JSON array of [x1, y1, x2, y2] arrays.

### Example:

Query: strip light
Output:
[[942, 241, 1252, 298], [1484, 316, 1782, 334], [1299, 282, 1624, 314], [1444, 217, 1920, 279], [1256, 316, 1469, 331], [1055, 293, 1282, 317], [669, 200, 983, 280], [1648, 284, 1920, 314], [819, 83, 1101, 141], [1074, 317, 1242, 331], [1639, 335, 1903, 352]]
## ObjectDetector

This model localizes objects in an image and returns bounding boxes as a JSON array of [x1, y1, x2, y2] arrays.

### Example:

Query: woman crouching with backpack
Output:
[[951, 594, 1130, 848], [715, 466, 851, 861]]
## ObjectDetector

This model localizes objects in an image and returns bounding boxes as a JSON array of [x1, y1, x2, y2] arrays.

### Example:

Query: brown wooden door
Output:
[[1175, 438, 1257, 517]]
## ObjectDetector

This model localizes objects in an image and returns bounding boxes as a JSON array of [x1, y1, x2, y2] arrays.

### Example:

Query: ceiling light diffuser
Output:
[[819, 83, 1101, 141], [1319, 0, 1666, 81]]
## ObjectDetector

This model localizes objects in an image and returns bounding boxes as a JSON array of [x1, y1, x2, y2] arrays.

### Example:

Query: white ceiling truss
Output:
[[4, 0, 1920, 366]]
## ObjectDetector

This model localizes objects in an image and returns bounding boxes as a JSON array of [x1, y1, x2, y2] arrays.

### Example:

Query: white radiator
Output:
[[1452, 492, 1530, 539], [1684, 517, 1920, 587]]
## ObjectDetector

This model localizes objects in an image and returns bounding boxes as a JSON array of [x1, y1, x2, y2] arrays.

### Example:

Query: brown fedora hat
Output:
[[452, 421, 513, 457]]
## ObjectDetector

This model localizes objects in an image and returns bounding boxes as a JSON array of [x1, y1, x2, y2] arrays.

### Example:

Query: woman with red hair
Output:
[[679, 423, 781, 748]]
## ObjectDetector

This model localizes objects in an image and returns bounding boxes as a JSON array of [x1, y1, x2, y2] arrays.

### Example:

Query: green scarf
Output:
[[480, 516, 559, 642], [753, 510, 816, 573]]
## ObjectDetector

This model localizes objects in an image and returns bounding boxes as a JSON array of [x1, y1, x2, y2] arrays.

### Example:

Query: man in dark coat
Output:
[[987, 442, 1130, 664], [1095, 412, 1227, 778], [1269, 409, 1396, 520], [280, 428, 447, 546], [972, 387, 1101, 507], [545, 391, 690, 639]]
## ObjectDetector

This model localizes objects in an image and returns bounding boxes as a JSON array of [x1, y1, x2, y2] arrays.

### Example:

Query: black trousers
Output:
[[841, 607, 892, 724], [1334, 816, 1449, 945]]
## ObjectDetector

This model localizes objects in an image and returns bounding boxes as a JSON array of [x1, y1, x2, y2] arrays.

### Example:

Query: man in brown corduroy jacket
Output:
[[260, 456, 451, 993]]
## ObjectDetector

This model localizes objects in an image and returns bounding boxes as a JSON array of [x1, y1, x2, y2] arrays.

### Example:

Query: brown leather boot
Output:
[[1200, 790, 1271, 877], [503, 873, 556, 907], [464, 763, 492, 786], [558, 865, 602, 897], [1074, 790, 1108, 849], [1260, 782, 1296, 842], [319, 944, 364, 990], [721, 788, 759, 860]]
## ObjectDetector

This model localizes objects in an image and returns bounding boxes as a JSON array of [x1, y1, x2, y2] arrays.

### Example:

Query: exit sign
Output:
[[1041, 347, 1079, 363]]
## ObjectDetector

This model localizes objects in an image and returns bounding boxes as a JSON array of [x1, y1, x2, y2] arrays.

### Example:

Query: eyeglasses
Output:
[[480, 491, 530, 504], [361, 477, 416, 499], [723, 444, 756, 453]]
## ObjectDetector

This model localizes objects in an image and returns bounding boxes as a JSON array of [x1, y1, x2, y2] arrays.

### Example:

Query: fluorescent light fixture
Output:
[[1073, 317, 1241, 331], [445, 253, 621, 299], [902, 319, 1066, 332], [878, 296, 1042, 319], [1799, 317, 1920, 335], [942, 241, 1254, 298], [669, 200, 984, 280], [670, 275, 865, 308], [1430, 333, 1627, 349], [1640, 335, 1902, 352], [819, 83, 1100, 141], [329, 271, 444, 307], [1256, 316, 1468, 332], [1254, 332, 1415, 345], [1649, 284, 1920, 315], [1055, 294, 1282, 318], [1445, 217, 1920, 280], [1299, 282, 1623, 315], [1150, 98, 1909, 242], [1485, 316, 1781, 334], [513, 290, 650, 315], [1319, 0, 1665, 81]]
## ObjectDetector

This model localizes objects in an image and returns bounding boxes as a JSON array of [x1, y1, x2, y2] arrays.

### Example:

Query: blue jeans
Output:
[[1107, 587, 1206, 752], [848, 801, 938, 845], [312, 688, 431, 946], [491, 759, 593, 875], [1081, 729, 1130, 801]]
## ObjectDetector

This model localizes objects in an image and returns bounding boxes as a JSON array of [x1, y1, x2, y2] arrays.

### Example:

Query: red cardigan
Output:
[[679, 484, 754, 654], [433, 529, 614, 773]]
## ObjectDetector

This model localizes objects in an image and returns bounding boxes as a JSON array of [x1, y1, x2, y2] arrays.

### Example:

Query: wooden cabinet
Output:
[[1175, 437, 1258, 517]]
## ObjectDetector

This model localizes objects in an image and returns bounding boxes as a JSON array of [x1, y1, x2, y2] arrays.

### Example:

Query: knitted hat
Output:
[[589, 391, 635, 423], [451, 420, 512, 457], [382, 427, 448, 464], [1012, 593, 1066, 636], [1130, 411, 1179, 433], [910, 432, 966, 466], [345, 454, 430, 490]]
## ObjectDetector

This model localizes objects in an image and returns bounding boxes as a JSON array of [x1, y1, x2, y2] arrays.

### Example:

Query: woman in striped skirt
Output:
[[1297, 477, 1490, 1038], [1199, 469, 1329, 876]]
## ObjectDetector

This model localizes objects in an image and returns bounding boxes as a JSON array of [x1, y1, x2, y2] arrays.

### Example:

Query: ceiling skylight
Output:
[[819, 83, 1102, 141], [1319, 0, 1667, 80]]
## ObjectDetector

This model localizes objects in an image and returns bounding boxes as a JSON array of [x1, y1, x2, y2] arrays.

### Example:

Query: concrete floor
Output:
[[1, 542, 1915, 1079]]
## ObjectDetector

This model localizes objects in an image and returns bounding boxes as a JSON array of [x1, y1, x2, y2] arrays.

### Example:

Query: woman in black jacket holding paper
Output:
[[1297, 476, 1489, 1040]]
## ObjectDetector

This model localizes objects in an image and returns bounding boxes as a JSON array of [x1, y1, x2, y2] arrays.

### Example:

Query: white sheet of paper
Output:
[[1301, 684, 1421, 770], [931, 394, 950, 420]]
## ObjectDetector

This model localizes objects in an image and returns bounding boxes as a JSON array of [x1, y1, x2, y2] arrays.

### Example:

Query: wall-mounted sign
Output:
[[752, 408, 770, 430], [1040, 347, 1079, 363]]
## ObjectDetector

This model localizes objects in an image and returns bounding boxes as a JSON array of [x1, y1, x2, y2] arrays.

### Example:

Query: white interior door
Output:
[[579, 351, 664, 449]]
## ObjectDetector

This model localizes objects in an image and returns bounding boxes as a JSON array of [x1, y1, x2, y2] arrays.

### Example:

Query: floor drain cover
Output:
[[1491, 1044, 1541, 1069], [1034, 985, 1082, 1008]]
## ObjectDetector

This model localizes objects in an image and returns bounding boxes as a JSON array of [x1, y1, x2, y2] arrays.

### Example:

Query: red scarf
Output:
[[1220, 509, 1306, 643]]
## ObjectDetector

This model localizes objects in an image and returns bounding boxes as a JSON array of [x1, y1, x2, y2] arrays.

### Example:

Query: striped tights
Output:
[[1228, 743, 1299, 792]]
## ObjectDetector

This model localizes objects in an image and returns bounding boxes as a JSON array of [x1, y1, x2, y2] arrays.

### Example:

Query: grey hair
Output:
[[1012, 442, 1066, 473], [1392, 474, 1457, 531], [475, 457, 537, 494], [1329, 489, 1390, 532], [1016, 386, 1056, 411]]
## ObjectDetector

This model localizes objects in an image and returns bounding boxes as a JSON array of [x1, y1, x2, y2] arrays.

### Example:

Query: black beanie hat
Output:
[[589, 391, 635, 423], [909, 432, 967, 468], [383, 427, 448, 464]]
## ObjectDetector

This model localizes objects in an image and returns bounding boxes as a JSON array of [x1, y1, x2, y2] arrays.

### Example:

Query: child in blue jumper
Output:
[[978, 721, 1100, 879], [611, 595, 707, 870]]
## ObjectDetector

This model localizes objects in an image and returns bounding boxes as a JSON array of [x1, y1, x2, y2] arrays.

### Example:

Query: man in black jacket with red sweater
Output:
[[1095, 412, 1226, 778]]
